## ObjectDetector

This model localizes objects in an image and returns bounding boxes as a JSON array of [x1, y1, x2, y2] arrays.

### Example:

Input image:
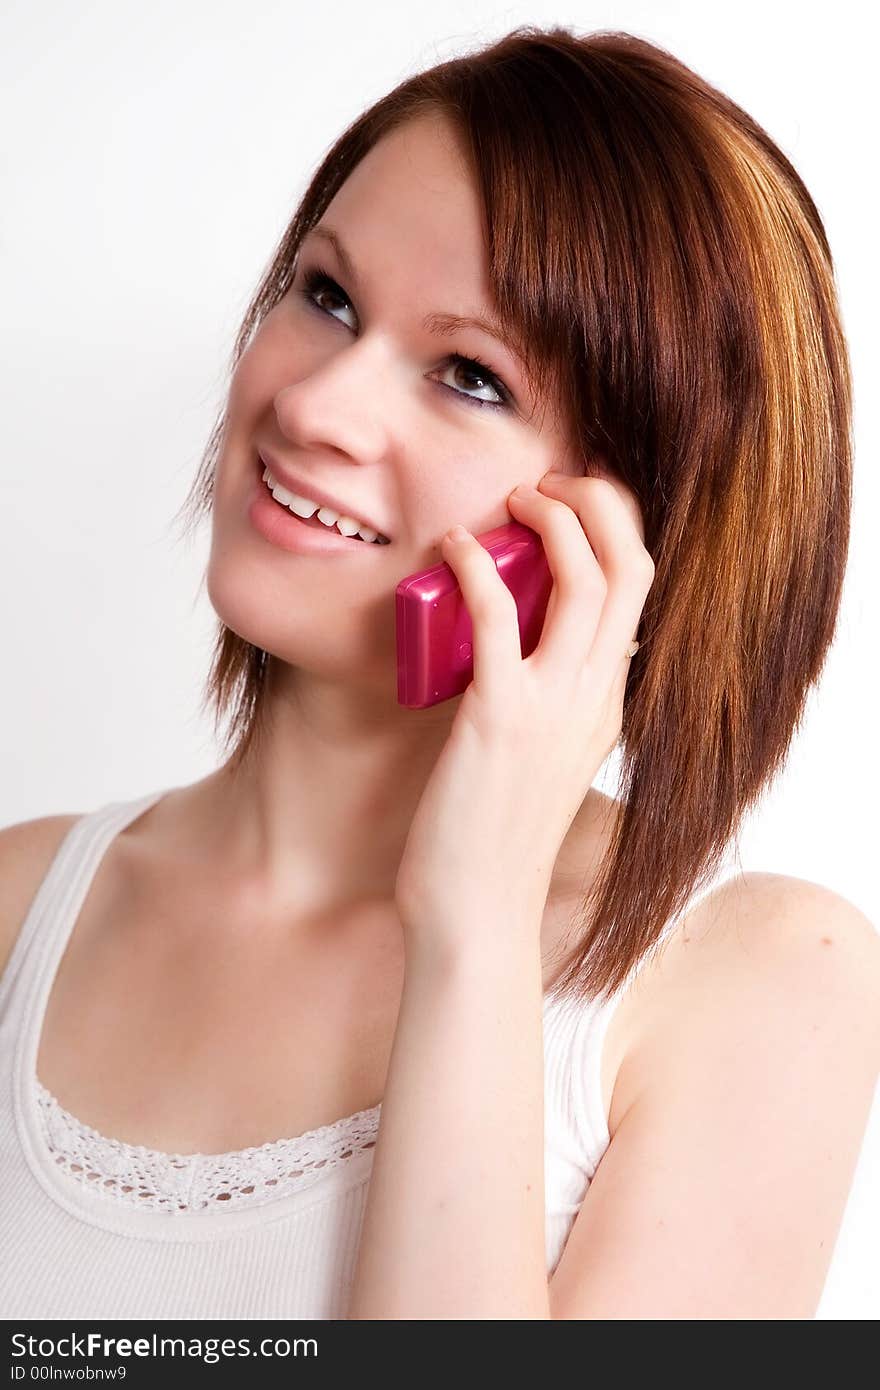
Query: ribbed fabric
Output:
[[0, 787, 741, 1319]]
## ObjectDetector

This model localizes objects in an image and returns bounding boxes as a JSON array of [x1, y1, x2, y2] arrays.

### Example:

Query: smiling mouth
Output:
[[258, 461, 391, 545]]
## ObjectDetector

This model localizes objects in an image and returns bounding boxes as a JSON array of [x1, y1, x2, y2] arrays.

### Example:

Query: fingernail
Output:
[[446, 523, 469, 541], [512, 484, 539, 497]]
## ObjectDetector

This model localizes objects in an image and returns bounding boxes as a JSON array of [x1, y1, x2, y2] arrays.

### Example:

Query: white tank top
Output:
[[0, 787, 742, 1319]]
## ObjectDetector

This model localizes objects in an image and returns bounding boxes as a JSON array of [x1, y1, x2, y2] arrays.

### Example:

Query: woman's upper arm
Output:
[[0, 814, 82, 982], [548, 873, 880, 1320]]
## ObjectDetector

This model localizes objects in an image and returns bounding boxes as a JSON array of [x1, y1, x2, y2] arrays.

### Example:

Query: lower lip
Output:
[[246, 465, 388, 556]]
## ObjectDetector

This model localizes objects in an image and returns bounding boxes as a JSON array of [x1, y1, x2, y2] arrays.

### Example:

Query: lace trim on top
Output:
[[34, 1079, 381, 1214]]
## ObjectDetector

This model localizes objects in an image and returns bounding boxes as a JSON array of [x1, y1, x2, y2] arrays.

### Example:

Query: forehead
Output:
[[318, 114, 490, 296]]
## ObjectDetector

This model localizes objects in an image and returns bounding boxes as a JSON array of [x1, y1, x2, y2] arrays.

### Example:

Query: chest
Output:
[[35, 833, 632, 1157], [36, 848, 412, 1154]]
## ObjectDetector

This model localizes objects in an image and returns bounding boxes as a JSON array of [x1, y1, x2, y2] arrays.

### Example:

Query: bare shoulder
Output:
[[620, 872, 873, 1078], [550, 872, 880, 1318], [0, 812, 84, 982], [606, 871, 880, 1133], [640, 871, 878, 1030]]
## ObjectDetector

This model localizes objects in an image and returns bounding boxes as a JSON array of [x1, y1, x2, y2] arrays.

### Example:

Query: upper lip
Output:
[[257, 448, 390, 540]]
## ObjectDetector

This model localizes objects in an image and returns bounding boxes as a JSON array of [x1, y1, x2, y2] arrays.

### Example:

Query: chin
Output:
[[205, 557, 398, 689]]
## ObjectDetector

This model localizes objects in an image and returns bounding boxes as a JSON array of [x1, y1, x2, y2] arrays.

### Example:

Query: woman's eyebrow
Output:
[[303, 223, 528, 365]]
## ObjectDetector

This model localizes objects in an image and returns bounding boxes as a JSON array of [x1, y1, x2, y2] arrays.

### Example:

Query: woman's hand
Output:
[[393, 468, 656, 955]]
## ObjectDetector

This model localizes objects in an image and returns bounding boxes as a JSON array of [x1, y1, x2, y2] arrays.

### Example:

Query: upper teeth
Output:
[[262, 466, 390, 545]]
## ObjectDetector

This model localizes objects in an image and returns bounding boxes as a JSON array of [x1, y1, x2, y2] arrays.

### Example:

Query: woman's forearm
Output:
[[347, 923, 551, 1319]]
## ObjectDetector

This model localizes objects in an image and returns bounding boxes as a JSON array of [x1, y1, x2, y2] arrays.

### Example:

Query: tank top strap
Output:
[[551, 835, 748, 1165], [0, 788, 169, 1017]]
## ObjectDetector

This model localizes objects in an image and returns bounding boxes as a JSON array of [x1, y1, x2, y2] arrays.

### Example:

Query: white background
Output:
[[1, 0, 877, 1318]]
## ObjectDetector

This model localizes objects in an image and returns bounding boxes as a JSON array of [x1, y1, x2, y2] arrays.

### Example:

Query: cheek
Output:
[[228, 315, 309, 406], [214, 332, 303, 500], [407, 447, 517, 537]]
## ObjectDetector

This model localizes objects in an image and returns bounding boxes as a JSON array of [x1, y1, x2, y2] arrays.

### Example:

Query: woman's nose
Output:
[[273, 335, 393, 464]]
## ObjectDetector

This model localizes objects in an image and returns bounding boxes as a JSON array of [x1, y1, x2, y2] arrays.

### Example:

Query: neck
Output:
[[152, 662, 613, 942]]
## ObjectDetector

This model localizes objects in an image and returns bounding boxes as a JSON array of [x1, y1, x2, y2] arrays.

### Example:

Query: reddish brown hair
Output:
[[174, 26, 853, 1004]]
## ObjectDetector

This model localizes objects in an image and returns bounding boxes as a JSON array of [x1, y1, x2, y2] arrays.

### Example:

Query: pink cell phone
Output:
[[395, 520, 553, 708]]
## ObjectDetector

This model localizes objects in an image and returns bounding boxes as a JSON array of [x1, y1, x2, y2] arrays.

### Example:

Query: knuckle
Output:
[[478, 587, 518, 629], [549, 502, 585, 536], [494, 583, 520, 620], [583, 563, 608, 599], [629, 545, 655, 585]]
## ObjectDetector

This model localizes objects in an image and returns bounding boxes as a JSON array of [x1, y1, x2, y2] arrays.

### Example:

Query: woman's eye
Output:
[[297, 265, 513, 412], [436, 356, 509, 410], [299, 268, 356, 329]]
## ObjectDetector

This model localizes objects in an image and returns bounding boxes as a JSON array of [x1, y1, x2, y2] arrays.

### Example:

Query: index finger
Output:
[[540, 466, 648, 546], [537, 471, 654, 673]]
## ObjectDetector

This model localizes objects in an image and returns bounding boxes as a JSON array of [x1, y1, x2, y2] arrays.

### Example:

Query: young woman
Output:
[[1, 27, 877, 1320]]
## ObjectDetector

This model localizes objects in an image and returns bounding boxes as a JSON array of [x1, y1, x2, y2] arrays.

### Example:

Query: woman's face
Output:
[[206, 110, 584, 701]]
